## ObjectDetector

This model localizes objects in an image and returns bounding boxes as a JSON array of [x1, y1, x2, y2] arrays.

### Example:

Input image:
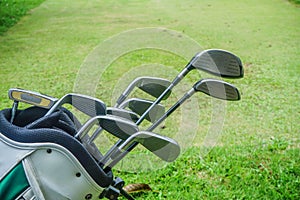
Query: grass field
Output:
[[0, 0, 299, 199], [0, 0, 44, 34]]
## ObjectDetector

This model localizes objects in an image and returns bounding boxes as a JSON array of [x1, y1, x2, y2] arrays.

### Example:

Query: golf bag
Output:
[[0, 106, 116, 200]]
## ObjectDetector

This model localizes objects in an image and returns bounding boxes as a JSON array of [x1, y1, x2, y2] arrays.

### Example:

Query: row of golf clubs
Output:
[[8, 76, 178, 164], [97, 48, 244, 170], [8, 49, 244, 171]]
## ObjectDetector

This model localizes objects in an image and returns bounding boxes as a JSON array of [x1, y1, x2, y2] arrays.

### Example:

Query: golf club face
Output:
[[46, 93, 106, 117], [107, 107, 139, 123], [8, 88, 58, 109], [98, 115, 139, 141], [76, 115, 139, 141], [116, 76, 172, 105], [190, 49, 244, 78], [122, 98, 165, 123], [194, 79, 241, 101], [119, 131, 180, 162], [136, 77, 172, 100]]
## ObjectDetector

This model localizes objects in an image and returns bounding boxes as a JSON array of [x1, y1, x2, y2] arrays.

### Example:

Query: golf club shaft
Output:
[[148, 89, 195, 131], [136, 66, 190, 125], [10, 101, 19, 123], [115, 93, 130, 107], [114, 76, 172, 107], [45, 97, 67, 116], [114, 77, 140, 107]]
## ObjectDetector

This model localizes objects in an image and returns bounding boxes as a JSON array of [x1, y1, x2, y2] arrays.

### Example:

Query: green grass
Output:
[[289, 0, 300, 5], [0, 0, 299, 199], [0, 0, 45, 34], [118, 145, 299, 199]]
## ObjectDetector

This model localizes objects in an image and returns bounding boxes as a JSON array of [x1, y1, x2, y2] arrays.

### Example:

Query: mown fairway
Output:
[[0, 0, 299, 199]]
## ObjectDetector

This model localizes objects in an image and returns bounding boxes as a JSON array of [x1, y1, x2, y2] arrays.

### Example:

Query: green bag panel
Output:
[[0, 162, 29, 200]]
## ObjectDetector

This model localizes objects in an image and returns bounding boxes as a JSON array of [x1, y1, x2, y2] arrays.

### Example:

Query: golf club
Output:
[[74, 115, 139, 164], [103, 131, 180, 169], [107, 98, 166, 124], [114, 76, 172, 107], [8, 88, 58, 109], [191, 49, 244, 78], [45, 93, 107, 117], [119, 98, 165, 123], [148, 78, 241, 131], [75, 115, 139, 141], [8, 88, 58, 123], [104, 79, 240, 169], [106, 107, 140, 123], [87, 98, 166, 145]]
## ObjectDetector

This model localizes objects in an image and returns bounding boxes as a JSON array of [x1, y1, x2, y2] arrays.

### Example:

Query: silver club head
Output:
[[115, 76, 172, 106], [194, 79, 241, 101], [190, 49, 244, 78], [75, 115, 139, 141], [107, 107, 139, 123], [119, 98, 165, 123], [112, 131, 180, 164], [45, 93, 106, 117], [8, 88, 58, 109]]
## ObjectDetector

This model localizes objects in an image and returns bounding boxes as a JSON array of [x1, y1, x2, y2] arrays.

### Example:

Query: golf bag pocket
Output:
[[0, 162, 31, 199], [0, 107, 113, 200]]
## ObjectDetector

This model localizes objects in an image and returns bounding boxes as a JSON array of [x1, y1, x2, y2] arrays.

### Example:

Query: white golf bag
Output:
[[0, 106, 118, 200]]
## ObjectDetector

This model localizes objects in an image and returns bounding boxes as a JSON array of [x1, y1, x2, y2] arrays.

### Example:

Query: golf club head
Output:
[[107, 107, 139, 123], [194, 79, 241, 101], [119, 131, 180, 162], [120, 98, 165, 123], [136, 77, 172, 99], [76, 115, 139, 140], [115, 76, 172, 106], [45, 93, 106, 117], [189, 49, 244, 78], [8, 88, 58, 109]]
